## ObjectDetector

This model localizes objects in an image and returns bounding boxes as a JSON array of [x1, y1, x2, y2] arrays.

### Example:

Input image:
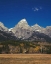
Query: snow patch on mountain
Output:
[[9, 28, 13, 31]]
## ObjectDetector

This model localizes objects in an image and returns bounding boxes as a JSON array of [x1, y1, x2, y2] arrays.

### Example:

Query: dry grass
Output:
[[0, 54, 51, 64]]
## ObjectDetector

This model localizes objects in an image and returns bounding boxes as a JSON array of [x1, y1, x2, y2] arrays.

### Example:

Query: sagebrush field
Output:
[[0, 54, 51, 64]]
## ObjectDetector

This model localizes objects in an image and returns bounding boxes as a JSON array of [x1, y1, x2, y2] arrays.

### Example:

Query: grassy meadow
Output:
[[0, 54, 51, 64]]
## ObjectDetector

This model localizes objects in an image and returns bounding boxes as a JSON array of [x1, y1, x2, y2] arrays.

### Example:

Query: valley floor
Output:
[[0, 54, 51, 64]]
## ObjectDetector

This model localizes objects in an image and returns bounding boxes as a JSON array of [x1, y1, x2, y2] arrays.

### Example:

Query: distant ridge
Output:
[[0, 19, 51, 42]]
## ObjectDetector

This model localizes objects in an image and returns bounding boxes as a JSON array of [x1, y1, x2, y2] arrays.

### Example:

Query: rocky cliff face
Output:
[[0, 22, 8, 32], [0, 22, 17, 41], [44, 26, 51, 37], [9, 19, 51, 40], [31, 24, 45, 33], [28, 31, 51, 42], [0, 19, 51, 41], [10, 19, 33, 39]]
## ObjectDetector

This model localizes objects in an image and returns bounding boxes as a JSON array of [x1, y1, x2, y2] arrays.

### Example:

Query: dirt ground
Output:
[[0, 54, 51, 64]]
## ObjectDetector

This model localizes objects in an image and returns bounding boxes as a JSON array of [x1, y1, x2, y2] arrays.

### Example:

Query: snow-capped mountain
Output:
[[0, 19, 51, 42], [31, 24, 43, 32], [16, 19, 30, 29], [11, 19, 31, 33], [31, 24, 46, 34], [0, 22, 8, 32], [10, 19, 32, 39], [9, 19, 45, 33], [8, 19, 51, 39]]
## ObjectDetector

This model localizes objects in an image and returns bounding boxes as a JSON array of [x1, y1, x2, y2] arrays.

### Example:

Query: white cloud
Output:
[[34, 8, 39, 11], [40, 7, 42, 9], [32, 7, 42, 12]]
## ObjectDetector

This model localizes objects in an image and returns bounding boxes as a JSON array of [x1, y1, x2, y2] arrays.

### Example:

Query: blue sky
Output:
[[0, 0, 51, 28]]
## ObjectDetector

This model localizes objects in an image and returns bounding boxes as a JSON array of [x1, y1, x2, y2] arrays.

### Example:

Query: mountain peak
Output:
[[34, 23, 40, 26], [18, 19, 28, 24], [15, 19, 30, 29], [21, 19, 27, 22], [0, 21, 8, 31], [31, 23, 40, 28], [31, 23, 43, 32], [11, 19, 31, 34], [0, 22, 4, 27]]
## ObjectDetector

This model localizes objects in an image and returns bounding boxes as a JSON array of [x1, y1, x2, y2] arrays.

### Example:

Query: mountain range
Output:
[[0, 19, 51, 42]]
